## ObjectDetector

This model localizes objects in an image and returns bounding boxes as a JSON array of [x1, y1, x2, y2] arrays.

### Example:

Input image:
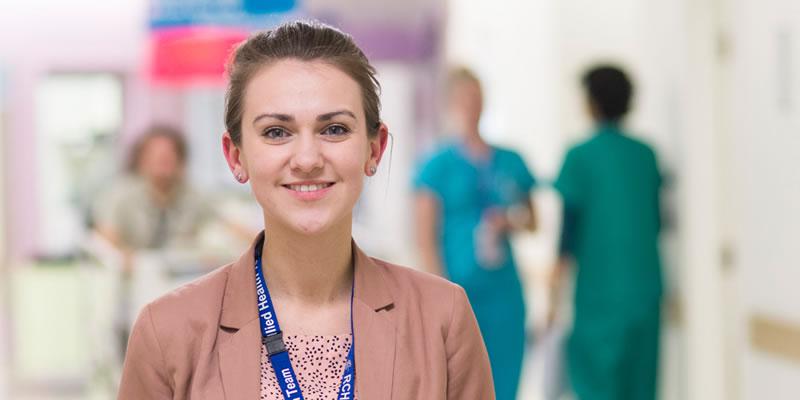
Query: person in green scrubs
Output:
[[414, 67, 538, 400], [551, 65, 663, 400]]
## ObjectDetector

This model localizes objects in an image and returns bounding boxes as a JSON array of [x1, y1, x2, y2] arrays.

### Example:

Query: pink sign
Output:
[[149, 27, 248, 86]]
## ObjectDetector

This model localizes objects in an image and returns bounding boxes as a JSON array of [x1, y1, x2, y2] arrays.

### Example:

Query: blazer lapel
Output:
[[218, 319, 261, 399], [352, 242, 397, 398], [217, 232, 263, 399]]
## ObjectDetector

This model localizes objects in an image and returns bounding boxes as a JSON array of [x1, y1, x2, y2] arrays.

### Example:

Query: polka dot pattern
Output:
[[260, 334, 357, 400]]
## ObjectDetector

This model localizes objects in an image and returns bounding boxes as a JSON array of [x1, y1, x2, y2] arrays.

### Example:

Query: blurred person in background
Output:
[[414, 66, 538, 400], [550, 65, 663, 400], [118, 21, 494, 399], [93, 125, 227, 356], [94, 125, 216, 261]]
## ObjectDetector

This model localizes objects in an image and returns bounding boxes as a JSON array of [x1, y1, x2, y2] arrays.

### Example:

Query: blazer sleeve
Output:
[[445, 285, 496, 399], [118, 304, 173, 399]]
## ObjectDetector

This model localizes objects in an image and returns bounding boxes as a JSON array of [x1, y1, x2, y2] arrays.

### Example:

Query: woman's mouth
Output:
[[284, 182, 334, 192], [283, 182, 335, 201]]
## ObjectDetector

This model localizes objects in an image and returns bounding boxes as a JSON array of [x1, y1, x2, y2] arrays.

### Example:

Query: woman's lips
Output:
[[283, 182, 335, 201]]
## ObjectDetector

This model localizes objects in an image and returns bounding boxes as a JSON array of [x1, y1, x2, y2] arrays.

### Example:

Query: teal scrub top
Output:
[[415, 141, 536, 400], [413, 142, 536, 298], [555, 123, 663, 309]]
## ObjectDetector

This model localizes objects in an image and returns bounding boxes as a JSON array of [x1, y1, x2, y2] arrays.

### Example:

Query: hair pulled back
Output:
[[225, 20, 382, 145]]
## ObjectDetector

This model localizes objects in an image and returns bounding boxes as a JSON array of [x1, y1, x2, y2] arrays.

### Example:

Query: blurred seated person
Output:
[[94, 125, 250, 271]]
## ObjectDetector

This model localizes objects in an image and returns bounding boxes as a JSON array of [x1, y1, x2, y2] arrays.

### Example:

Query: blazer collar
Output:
[[220, 231, 395, 329], [219, 232, 260, 329], [351, 236, 397, 398], [218, 232, 397, 399], [352, 239, 394, 312]]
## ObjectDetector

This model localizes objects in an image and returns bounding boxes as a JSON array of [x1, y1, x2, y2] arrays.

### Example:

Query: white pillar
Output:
[[679, 0, 727, 398], [0, 65, 8, 400]]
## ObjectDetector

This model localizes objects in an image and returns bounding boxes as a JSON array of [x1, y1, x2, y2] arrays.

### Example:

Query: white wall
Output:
[[353, 63, 418, 266], [727, 0, 800, 398], [1, 64, 7, 265], [0, 63, 9, 400]]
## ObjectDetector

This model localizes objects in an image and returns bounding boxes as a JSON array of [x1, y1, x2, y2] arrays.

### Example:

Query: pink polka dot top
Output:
[[260, 334, 357, 400]]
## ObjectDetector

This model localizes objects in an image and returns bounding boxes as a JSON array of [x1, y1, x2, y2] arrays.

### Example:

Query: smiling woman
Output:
[[226, 59, 375, 236], [117, 20, 495, 400]]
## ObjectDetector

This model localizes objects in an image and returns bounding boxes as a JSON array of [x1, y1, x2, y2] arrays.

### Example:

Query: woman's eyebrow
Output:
[[317, 110, 357, 121], [253, 113, 294, 125]]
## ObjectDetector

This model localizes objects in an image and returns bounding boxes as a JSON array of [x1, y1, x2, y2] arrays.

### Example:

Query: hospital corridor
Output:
[[1, 0, 799, 399]]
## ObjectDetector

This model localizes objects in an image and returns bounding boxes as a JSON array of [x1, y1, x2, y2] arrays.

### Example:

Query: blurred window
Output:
[[35, 73, 123, 255]]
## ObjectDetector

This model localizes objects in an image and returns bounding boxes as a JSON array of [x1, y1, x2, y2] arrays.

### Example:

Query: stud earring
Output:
[[369, 166, 377, 175], [236, 172, 244, 182]]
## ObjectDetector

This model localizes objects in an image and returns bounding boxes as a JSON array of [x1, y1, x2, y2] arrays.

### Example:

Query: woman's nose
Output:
[[289, 134, 324, 173]]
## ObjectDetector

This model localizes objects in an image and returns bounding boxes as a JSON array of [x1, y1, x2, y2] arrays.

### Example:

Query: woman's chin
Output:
[[294, 221, 327, 235], [289, 215, 337, 236], [265, 208, 350, 237]]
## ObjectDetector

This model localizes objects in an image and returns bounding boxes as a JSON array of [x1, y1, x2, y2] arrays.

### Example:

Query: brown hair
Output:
[[224, 20, 382, 145], [127, 125, 187, 173]]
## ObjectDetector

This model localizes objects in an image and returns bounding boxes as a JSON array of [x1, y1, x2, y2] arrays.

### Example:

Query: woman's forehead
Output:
[[243, 59, 364, 117]]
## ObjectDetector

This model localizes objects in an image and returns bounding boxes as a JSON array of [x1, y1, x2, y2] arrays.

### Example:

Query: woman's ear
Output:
[[222, 132, 248, 183], [368, 122, 389, 166]]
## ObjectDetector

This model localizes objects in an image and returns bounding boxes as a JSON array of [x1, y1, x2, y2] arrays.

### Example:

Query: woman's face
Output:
[[448, 79, 483, 134], [224, 59, 386, 236]]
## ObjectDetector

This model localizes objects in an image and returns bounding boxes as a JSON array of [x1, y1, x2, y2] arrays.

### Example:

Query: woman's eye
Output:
[[263, 127, 290, 140], [322, 125, 350, 137]]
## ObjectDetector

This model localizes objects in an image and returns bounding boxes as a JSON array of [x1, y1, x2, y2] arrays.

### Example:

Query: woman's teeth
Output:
[[288, 183, 332, 192]]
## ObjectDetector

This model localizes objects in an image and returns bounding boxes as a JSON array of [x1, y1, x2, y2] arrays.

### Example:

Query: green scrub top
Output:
[[555, 123, 663, 400], [555, 123, 663, 310]]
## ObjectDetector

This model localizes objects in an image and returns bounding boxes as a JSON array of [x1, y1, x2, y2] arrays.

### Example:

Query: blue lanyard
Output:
[[254, 238, 356, 400]]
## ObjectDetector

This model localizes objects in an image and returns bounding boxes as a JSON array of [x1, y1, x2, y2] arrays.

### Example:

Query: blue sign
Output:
[[243, 0, 294, 14], [150, 0, 298, 29]]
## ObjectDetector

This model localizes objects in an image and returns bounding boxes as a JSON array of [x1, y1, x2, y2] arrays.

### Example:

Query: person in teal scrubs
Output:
[[551, 65, 663, 400], [414, 67, 538, 400]]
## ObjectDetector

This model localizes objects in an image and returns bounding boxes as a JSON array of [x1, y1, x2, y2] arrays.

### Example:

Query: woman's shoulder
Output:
[[367, 257, 469, 316], [136, 263, 234, 338], [418, 141, 460, 166], [120, 262, 243, 396], [370, 258, 457, 289]]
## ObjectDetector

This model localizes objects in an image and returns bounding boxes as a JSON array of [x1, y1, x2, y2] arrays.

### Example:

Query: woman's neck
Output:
[[461, 131, 491, 160], [261, 220, 354, 306]]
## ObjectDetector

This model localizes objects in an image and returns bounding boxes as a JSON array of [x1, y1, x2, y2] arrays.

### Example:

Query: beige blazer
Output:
[[118, 233, 495, 399]]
